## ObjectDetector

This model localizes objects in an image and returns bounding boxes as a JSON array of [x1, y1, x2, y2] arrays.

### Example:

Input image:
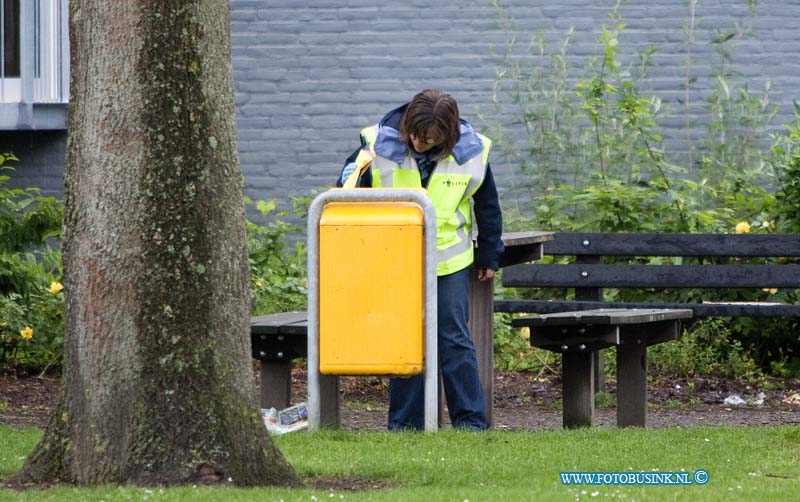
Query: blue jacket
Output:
[[337, 104, 504, 271]]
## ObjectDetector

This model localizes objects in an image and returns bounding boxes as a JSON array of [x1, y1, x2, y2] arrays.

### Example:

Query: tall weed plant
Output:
[[484, 1, 799, 376], [771, 103, 800, 233], [764, 105, 800, 376], [483, 0, 775, 235]]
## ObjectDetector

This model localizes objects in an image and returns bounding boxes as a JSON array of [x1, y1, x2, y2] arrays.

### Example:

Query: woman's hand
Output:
[[477, 268, 495, 282]]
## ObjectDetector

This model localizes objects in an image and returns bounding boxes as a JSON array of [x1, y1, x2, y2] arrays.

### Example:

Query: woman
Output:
[[337, 90, 503, 430]]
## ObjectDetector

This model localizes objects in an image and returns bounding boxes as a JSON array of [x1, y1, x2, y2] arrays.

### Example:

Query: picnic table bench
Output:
[[495, 232, 800, 428], [251, 231, 554, 427]]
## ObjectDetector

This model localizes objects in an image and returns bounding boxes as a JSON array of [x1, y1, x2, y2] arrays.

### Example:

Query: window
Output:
[[2, 0, 19, 78], [0, 0, 68, 104]]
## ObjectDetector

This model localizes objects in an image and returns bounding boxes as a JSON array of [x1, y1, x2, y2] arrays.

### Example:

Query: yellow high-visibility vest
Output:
[[360, 124, 491, 276]]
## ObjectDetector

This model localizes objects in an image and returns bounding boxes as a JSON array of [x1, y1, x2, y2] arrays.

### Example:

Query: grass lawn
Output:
[[1, 425, 798, 501]]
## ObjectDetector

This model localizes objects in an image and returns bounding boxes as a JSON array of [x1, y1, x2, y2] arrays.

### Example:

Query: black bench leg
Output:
[[562, 352, 595, 428], [318, 374, 340, 428], [259, 361, 293, 409], [617, 341, 647, 427]]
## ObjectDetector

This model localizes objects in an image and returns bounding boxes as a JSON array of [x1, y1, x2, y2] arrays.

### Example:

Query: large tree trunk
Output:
[[14, 0, 300, 487]]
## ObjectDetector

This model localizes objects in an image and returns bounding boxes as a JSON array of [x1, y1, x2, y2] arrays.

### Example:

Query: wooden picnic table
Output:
[[251, 230, 554, 426], [521, 308, 693, 427]]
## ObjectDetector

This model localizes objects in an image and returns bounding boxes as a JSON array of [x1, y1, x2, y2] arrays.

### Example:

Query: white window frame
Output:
[[1, 0, 68, 104]]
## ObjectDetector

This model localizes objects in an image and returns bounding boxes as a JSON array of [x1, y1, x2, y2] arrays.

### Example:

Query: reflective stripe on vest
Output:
[[360, 125, 491, 275]]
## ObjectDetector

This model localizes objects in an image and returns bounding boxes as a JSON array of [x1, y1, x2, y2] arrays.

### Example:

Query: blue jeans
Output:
[[388, 268, 487, 430]]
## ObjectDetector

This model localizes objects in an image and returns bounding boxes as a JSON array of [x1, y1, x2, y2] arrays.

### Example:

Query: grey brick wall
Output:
[[0, 131, 66, 199], [6, 1, 800, 217], [232, 0, 507, 207], [232, 0, 800, 211]]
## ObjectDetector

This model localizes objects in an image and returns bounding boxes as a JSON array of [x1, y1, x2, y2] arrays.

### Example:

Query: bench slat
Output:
[[251, 311, 307, 335], [496, 231, 553, 267], [517, 308, 692, 326], [495, 299, 800, 318], [545, 233, 800, 257], [503, 263, 800, 289]]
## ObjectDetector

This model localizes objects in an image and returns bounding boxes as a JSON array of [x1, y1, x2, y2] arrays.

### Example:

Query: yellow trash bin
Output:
[[318, 201, 425, 375]]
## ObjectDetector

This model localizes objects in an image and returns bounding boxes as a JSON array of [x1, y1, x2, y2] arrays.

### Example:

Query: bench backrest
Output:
[[503, 233, 800, 290], [542, 233, 800, 257]]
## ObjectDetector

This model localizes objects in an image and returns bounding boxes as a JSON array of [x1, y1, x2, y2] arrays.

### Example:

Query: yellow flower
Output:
[[735, 221, 751, 234], [762, 288, 778, 295], [20, 327, 33, 340], [48, 281, 64, 294]]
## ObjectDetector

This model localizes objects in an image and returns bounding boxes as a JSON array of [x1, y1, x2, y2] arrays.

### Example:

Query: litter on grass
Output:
[[723, 395, 746, 405], [722, 392, 766, 406], [261, 402, 308, 435], [782, 393, 800, 406]]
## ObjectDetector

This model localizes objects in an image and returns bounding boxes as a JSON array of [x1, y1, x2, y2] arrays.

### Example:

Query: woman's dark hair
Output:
[[399, 89, 461, 158]]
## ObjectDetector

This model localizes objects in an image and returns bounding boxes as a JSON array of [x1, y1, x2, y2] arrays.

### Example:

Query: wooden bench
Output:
[[495, 232, 800, 428], [251, 231, 554, 425]]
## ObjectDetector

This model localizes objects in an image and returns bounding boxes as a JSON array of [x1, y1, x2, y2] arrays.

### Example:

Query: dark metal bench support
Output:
[[562, 352, 595, 428], [318, 374, 340, 428], [616, 339, 647, 427], [259, 361, 293, 409], [615, 320, 681, 427]]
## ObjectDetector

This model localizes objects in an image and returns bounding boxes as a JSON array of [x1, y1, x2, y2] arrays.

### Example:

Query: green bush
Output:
[[0, 166, 311, 373], [247, 197, 309, 315], [649, 319, 763, 381], [0, 156, 62, 257], [0, 155, 65, 374], [494, 313, 535, 371], [494, 313, 560, 375], [0, 281, 65, 374]]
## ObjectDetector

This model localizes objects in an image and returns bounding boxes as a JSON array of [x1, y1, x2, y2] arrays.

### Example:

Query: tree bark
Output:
[[14, 0, 300, 487]]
